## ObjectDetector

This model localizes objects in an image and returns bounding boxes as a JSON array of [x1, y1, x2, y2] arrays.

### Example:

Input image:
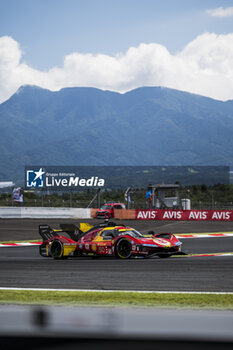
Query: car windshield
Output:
[[101, 204, 112, 210], [119, 230, 144, 238]]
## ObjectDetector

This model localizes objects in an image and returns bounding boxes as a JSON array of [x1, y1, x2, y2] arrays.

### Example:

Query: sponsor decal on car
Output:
[[98, 246, 106, 253]]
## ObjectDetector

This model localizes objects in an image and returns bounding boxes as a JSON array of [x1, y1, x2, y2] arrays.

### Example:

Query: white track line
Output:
[[0, 287, 232, 294]]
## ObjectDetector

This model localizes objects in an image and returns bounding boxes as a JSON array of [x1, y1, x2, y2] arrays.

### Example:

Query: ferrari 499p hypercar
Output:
[[39, 221, 183, 259]]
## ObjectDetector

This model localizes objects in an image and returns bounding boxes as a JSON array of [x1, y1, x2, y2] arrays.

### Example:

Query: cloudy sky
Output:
[[1, 0, 233, 103]]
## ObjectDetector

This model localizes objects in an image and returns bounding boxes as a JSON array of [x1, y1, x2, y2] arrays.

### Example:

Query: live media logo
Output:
[[25, 167, 105, 189], [26, 168, 45, 188]]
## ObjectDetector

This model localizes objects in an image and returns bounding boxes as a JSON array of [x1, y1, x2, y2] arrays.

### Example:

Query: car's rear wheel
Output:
[[50, 239, 64, 259], [115, 238, 132, 259]]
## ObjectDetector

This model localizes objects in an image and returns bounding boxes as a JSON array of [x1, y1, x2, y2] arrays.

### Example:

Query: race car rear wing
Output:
[[39, 225, 60, 241], [39, 223, 83, 242]]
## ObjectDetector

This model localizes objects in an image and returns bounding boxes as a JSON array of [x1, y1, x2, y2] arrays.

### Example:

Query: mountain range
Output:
[[0, 85, 233, 183]]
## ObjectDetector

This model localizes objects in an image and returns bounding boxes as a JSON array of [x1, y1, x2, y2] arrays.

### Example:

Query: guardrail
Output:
[[0, 207, 91, 219], [0, 304, 233, 344]]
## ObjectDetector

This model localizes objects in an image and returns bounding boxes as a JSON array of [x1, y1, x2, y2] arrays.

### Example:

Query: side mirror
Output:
[[147, 230, 155, 236]]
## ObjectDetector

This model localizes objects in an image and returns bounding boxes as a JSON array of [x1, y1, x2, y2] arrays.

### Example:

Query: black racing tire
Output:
[[50, 239, 64, 259], [115, 238, 132, 259]]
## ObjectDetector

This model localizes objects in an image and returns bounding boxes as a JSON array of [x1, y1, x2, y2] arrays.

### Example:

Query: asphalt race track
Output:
[[1, 218, 233, 241], [0, 219, 233, 292]]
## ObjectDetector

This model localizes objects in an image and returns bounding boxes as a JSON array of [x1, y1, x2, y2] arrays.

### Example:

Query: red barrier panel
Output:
[[136, 209, 233, 221]]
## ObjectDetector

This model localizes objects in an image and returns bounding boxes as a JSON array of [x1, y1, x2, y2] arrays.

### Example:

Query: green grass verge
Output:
[[0, 290, 233, 309]]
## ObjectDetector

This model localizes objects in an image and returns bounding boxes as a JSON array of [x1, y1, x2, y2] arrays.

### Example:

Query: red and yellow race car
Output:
[[39, 220, 182, 259]]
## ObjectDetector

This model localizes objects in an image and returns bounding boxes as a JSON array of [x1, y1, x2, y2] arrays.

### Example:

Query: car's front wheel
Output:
[[115, 238, 132, 259]]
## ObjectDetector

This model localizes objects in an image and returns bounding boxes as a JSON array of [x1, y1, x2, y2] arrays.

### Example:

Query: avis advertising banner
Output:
[[136, 209, 233, 221]]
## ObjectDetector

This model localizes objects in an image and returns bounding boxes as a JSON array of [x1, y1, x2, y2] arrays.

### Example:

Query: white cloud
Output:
[[206, 6, 233, 17], [0, 33, 233, 102]]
